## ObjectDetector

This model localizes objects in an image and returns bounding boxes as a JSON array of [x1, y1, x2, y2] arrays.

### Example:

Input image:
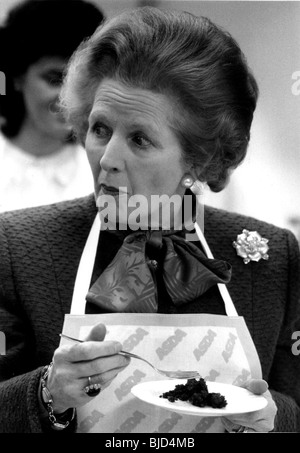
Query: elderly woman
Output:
[[0, 7, 299, 433]]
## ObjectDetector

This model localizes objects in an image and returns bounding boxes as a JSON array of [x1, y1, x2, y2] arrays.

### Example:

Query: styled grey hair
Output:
[[61, 7, 258, 192]]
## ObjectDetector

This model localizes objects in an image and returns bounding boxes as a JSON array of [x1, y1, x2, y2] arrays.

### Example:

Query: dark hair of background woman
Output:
[[0, 0, 104, 138], [62, 7, 259, 192]]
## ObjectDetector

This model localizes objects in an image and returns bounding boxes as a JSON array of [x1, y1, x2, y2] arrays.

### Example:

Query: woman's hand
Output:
[[45, 323, 130, 414], [222, 379, 277, 433]]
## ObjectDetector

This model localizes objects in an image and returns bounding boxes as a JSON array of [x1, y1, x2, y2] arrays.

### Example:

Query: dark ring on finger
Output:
[[84, 376, 101, 397]]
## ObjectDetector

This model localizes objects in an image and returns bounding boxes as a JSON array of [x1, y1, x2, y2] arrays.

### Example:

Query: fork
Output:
[[59, 333, 200, 379]]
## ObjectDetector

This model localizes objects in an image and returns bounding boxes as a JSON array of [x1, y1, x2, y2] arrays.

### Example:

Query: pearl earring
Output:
[[181, 175, 194, 188]]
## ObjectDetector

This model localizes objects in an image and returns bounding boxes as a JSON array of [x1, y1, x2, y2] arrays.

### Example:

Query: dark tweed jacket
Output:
[[0, 194, 299, 433]]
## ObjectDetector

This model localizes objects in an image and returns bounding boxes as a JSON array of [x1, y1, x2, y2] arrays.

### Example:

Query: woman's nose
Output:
[[50, 89, 61, 102], [99, 136, 125, 173], [48, 94, 62, 114]]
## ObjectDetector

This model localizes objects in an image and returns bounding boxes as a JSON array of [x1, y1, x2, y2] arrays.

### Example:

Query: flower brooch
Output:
[[233, 229, 269, 264]]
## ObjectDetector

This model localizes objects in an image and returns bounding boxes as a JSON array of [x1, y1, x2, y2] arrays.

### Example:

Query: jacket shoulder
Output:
[[0, 194, 96, 235], [204, 205, 296, 241], [203, 205, 299, 272]]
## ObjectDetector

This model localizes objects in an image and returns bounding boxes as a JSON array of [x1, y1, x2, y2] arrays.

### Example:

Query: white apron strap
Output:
[[194, 222, 238, 316], [70, 214, 238, 316], [70, 214, 101, 315]]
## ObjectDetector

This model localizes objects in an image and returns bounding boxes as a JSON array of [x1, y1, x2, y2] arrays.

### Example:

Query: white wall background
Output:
[[1, 0, 300, 239]]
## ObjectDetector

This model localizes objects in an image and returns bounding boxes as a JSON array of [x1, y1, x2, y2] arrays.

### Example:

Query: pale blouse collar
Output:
[[0, 133, 82, 187]]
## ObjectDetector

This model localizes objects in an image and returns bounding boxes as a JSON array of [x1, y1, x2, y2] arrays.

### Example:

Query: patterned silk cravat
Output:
[[86, 231, 231, 313], [86, 230, 232, 313]]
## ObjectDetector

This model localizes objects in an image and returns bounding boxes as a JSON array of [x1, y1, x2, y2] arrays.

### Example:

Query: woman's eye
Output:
[[92, 123, 111, 139], [132, 134, 152, 148], [42, 72, 63, 87]]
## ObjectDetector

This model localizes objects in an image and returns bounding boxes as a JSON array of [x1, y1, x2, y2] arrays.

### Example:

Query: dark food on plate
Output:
[[160, 378, 227, 409]]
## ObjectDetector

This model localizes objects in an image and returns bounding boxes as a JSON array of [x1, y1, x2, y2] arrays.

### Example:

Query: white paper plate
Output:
[[131, 380, 268, 417]]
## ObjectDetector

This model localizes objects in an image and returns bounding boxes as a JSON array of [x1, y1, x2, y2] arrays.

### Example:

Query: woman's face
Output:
[[17, 56, 72, 140], [85, 79, 191, 228]]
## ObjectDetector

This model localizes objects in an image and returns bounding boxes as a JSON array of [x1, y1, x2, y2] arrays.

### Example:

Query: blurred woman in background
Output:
[[0, 0, 104, 211]]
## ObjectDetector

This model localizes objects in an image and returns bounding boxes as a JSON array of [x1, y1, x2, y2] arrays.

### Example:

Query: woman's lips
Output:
[[99, 184, 128, 196]]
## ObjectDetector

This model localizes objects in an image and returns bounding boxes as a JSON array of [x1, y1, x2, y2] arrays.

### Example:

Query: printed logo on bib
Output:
[[190, 417, 218, 433], [156, 329, 187, 360], [115, 369, 146, 401], [222, 332, 238, 363], [152, 412, 182, 433], [122, 328, 149, 351], [204, 369, 220, 381], [232, 368, 251, 386], [193, 329, 217, 360], [114, 410, 146, 433], [78, 409, 104, 433]]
